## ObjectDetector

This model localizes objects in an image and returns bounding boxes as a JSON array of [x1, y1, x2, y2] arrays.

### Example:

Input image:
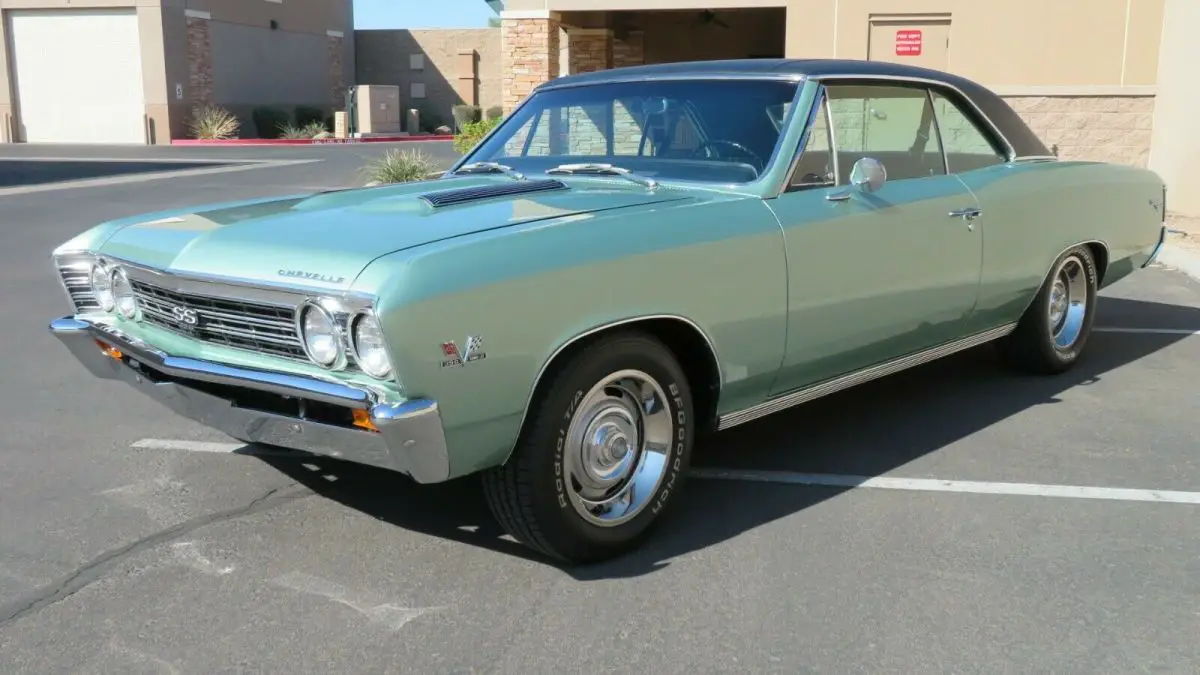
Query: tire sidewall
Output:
[[1038, 245, 1098, 365], [529, 335, 694, 558]]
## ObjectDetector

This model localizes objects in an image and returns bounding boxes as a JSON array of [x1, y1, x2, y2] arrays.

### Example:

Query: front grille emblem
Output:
[[171, 305, 199, 330]]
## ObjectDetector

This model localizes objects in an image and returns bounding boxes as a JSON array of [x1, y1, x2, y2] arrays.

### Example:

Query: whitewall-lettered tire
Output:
[[482, 331, 694, 564]]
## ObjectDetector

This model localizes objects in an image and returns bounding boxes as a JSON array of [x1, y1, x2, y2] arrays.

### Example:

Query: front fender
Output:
[[352, 193, 789, 478]]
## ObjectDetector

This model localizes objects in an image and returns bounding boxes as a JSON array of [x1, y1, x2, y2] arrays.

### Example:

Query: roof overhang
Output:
[[484, 0, 505, 12]]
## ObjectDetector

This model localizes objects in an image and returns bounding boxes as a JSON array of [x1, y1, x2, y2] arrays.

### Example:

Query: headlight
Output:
[[111, 268, 138, 319], [90, 263, 115, 312], [298, 302, 342, 367], [351, 312, 392, 379]]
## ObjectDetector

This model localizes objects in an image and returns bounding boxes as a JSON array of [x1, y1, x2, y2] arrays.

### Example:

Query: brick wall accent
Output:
[[501, 16, 560, 114], [613, 31, 645, 69], [1004, 95, 1155, 167], [567, 29, 612, 74], [328, 35, 345, 110], [186, 17, 213, 109]]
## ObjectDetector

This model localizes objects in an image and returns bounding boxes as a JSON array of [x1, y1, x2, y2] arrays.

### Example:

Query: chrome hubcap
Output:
[[1047, 254, 1088, 349], [563, 369, 674, 527]]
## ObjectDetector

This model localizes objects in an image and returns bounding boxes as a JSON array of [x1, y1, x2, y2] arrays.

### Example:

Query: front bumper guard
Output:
[[48, 316, 450, 484]]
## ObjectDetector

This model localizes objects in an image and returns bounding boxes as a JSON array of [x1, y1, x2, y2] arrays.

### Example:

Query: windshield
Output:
[[463, 78, 801, 184]]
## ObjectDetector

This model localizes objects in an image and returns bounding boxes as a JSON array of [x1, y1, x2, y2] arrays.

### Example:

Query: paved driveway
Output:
[[1, 148, 1198, 673]]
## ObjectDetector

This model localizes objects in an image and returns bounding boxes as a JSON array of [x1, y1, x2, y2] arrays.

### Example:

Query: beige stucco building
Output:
[[488, 0, 1198, 216], [0, 0, 354, 144]]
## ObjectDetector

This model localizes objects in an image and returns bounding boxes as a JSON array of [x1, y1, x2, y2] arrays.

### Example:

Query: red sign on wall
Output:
[[895, 29, 923, 56]]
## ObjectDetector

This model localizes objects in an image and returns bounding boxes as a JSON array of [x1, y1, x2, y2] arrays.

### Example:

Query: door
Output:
[[868, 18, 951, 72], [764, 81, 983, 395], [9, 9, 146, 144]]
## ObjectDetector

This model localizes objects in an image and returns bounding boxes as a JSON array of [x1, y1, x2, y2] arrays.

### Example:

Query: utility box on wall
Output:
[[354, 85, 402, 135]]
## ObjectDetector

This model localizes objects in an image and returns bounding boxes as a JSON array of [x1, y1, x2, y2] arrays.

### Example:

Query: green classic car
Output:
[[49, 59, 1167, 564]]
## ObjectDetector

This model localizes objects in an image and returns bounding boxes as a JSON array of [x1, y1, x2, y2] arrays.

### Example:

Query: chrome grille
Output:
[[58, 261, 100, 312], [130, 279, 307, 361]]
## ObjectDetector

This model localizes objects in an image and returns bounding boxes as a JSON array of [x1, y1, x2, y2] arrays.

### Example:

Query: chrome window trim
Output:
[[535, 72, 807, 92], [775, 82, 828, 196], [925, 87, 950, 175], [807, 73, 1017, 163]]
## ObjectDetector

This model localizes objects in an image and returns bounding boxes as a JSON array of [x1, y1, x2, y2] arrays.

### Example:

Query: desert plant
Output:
[[452, 104, 482, 130], [453, 117, 502, 154], [294, 105, 326, 128], [188, 104, 240, 140], [485, 105, 503, 120], [363, 148, 437, 184], [277, 121, 329, 139], [252, 106, 290, 139]]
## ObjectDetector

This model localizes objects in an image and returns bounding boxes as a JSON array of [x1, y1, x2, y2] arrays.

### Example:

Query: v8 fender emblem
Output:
[[441, 335, 486, 368]]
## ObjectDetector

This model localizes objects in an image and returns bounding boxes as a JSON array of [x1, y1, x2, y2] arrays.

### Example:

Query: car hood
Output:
[[94, 176, 694, 291]]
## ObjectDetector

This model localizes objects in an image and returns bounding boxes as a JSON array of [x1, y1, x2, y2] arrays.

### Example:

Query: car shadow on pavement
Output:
[[254, 296, 1200, 578]]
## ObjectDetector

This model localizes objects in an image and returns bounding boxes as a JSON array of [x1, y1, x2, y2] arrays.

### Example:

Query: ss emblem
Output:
[[171, 305, 199, 326]]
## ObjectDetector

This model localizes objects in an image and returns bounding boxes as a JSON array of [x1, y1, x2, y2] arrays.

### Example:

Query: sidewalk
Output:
[[1158, 214, 1200, 281]]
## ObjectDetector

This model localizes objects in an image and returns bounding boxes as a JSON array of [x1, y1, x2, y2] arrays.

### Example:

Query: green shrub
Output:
[[363, 148, 437, 184], [252, 106, 290, 139], [413, 102, 444, 133], [485, 106, 504, 120], [452, 104, 482, 130], [294, 105, 326, 128], [278, 121, 329, 139], [453, 117, 502, 154], [188, 104, 240, 140]]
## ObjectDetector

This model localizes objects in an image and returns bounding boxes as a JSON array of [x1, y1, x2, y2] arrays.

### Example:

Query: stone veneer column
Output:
[[327, 30, 345, 110], [185, 10, 213, 109], [501, 12, 561, 115], [613, 31, 645, 69], [566, 28, 613, 74]]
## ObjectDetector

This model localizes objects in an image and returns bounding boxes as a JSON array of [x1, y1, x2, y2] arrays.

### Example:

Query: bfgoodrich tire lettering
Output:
[[482, 331, 694, 564], [999, 245, 1099, 374]]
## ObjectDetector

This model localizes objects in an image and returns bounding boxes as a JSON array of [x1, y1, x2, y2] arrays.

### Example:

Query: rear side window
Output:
[[930, 91, 1007, 172]]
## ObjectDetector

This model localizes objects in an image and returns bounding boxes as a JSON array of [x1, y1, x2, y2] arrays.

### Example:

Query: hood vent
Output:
[[419, 178, 569, 208]]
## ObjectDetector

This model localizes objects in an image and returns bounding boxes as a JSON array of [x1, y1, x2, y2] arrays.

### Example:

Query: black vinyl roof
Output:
[[541, 58, 1051, 159]]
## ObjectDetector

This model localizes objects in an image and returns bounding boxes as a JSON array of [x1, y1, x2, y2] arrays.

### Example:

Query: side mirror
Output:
[[850, 157, 887, 193]]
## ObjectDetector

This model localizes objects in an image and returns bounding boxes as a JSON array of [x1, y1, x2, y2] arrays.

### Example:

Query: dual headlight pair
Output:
[[297, 301, 392, 380], [90, 262, 138, 319]]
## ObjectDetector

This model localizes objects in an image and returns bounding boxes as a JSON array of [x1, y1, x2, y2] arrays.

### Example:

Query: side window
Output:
[[789, 96, 835, 189], [825, 84, 945, 183], [929, 90, 1007, 172]]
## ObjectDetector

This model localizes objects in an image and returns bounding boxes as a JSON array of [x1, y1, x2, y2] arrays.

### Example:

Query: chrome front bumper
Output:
[[48, 316, 451, 484]]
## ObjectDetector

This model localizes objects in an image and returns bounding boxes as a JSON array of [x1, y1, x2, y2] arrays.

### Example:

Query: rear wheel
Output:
[[998, 245, 1099, 374], [482, 331, 694, 564]]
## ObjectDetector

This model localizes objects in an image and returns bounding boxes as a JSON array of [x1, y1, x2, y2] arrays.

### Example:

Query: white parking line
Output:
[[1094, 326, 1200, 335], [689, 468, 1200, 505], [131, 438, 304, 457]]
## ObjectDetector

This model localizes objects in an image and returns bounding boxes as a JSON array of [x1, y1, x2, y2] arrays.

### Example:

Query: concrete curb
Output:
[[1154, 243, 1200, 281], [171, 135, 454, 146]]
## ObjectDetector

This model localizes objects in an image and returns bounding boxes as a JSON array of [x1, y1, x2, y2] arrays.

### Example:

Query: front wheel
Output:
[[482, 331, 694, 564], [998, 245, 1099, 374]]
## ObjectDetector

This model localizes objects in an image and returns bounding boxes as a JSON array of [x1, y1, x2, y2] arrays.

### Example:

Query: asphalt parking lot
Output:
[[2, 144, 1199, 674]]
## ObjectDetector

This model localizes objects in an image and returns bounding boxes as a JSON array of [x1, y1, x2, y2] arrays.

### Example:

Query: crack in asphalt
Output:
[[0, 483, 312, 629]]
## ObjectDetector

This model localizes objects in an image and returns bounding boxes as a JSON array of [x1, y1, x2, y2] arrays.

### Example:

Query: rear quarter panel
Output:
[[956, 159, 1165, 333], [352, 189, 788, 478]]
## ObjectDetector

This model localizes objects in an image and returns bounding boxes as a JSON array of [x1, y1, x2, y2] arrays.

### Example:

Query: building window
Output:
[[411, 83, 426, 99], [410, 54, 425, 71]]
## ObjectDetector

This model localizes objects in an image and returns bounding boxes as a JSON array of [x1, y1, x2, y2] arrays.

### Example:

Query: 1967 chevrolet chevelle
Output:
[[48, 59, 1166, 564]]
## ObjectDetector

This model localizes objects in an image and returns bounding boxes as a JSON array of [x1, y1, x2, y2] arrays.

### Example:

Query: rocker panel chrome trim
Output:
[[716, 323, 1018, 431]]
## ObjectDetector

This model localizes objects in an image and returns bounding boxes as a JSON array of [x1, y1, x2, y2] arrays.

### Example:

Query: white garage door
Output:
[[9, 9, 146, 144]]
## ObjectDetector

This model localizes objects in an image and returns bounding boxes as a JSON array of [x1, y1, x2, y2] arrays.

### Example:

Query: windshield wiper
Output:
[[450, 161, 526, 181], [545, 163, 658, 189]]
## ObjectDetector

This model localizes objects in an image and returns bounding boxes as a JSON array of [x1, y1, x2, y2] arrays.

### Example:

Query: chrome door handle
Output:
[[949, 207, 982, 220]]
